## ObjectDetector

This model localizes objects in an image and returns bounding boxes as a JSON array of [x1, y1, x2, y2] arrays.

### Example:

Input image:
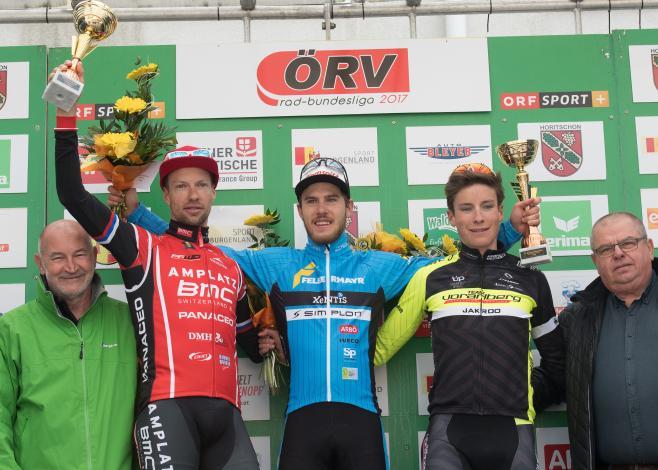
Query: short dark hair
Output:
[[445, 170, 505, 212]]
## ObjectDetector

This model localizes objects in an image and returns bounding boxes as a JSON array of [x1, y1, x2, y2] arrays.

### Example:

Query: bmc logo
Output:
[[544, 444, 571, 470], [339, 324, 358, 334]]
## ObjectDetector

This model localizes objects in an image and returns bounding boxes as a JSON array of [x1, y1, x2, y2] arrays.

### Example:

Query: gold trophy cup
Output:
[[42, 0, 117, 111], [496, 139, 552, 266]]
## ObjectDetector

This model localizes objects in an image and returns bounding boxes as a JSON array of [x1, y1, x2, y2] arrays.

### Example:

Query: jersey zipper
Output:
[[477, 257, 485, 414], [325, 246, 332, 402]]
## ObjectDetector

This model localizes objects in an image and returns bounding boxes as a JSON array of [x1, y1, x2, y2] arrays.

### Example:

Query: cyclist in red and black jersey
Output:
[[51, 61, 263, 470], [376, 163, 564, 470]]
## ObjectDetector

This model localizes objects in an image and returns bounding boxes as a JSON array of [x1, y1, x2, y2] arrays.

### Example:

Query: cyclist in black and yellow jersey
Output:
[[374, 163, 564, 470]]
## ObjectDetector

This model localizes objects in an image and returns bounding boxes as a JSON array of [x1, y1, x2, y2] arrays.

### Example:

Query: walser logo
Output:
[[541, 200, 592, 252], [500, 91, 609, 110], [75, 101, 166, 120], [423, 208, 457, 246], [0, 64, 7, 111], [409, 143, 489, 160], [256, 48, 409, 107]]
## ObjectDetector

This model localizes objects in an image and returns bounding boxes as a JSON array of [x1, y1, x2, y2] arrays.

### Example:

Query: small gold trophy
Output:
[[496, 139, 552, 266], [42, 0, 117, 111]]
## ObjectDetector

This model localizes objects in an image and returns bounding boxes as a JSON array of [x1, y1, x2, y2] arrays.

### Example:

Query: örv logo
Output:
[[188, 352, 212, 362], [256, 48, 410, 105], [339, 324, 359, 334]]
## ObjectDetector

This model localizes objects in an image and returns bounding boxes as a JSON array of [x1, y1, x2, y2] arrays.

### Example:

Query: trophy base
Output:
[[519, 244, 552, 266], [42, 69, 84, 112]]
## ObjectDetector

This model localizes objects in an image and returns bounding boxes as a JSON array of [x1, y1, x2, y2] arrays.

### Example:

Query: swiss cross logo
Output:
[[256, 48, 410, 105], [544, 444, 571, 470]]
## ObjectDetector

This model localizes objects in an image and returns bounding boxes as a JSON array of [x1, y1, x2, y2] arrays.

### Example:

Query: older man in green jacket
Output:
[[0, 220, 136, 470]]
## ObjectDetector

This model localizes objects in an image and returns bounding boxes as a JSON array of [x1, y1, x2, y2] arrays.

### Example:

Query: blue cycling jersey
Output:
[[129, 204, 520, 414]]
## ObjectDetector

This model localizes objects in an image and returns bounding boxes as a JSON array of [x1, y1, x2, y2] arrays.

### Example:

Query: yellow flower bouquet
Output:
[[79, 62, 176, 214], [351, 224, 460, 258]]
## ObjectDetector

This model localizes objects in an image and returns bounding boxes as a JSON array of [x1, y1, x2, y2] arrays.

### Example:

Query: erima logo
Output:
[[293, 262, 316, 288], [553, 216, 579, 233]]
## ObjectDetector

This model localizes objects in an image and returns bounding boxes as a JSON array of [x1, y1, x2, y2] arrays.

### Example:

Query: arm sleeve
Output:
[[0, 322, 22, 469], [374, 267, 429, 366], [54, 129, 138, 268], [128, 203, 168, 235], [498, 220, 522, 250], [530, 273, 565, 412], [219, 246, 280, 294], [378, 253, 434, 301]]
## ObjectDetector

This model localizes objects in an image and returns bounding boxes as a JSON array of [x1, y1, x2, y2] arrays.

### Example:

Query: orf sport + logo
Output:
[[256, 48, 409, 106], [540, 125, 583, 177], [541, 201, 592, 252]]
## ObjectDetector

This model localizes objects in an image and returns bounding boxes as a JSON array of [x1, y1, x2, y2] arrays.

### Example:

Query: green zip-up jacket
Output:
[[0, 276, 137, 470]]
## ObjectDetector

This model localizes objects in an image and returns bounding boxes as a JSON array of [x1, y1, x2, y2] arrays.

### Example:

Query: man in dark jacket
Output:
[[559, 211, 658, 470]]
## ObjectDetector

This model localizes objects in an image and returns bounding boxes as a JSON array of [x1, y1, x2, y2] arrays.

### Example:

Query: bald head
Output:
[[38, 220, 93, 256], [591, 212, 647, 246]]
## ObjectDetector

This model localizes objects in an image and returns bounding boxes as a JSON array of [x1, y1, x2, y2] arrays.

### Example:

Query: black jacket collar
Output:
[[166, 220, 209, 245]]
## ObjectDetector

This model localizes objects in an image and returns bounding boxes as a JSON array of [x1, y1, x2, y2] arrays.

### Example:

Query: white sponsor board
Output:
[[208, 205, 264, 250], [641, 188, 658, 246], [177, 131, 264, 190], [291, 127, 379, 188], [635, 116, 658, 174], [374, 364, 389, 416], [629, 45, 658, 103], [0, 62, 29, 119], [0, 208, 27, 268], [536, 427, 571, 470], [106, 284, 127, 303], [0, 134, 28, 193], [177, 39, 491, 119], [0, 284, 25, 315], [238, 360, 270, 421], [517, 122, 606, 181], [406, 125, 493, 185], [416, 352, 434, 416], [250, 436, 271, 470], [293, 201, 381, 249], [542, 270, 598, 315]]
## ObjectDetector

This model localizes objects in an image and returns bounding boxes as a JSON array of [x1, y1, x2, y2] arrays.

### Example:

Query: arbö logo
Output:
[[339, 324, 359, 334], [256, 48, 409, 106], [542, 201, 592, 251]]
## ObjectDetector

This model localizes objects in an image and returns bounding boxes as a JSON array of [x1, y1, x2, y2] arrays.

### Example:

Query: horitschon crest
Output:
[[541, 128, 583, 177], [0, 65, 7, 111]]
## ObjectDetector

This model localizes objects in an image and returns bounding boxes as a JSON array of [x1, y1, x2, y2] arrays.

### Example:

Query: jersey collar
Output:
[[167, 220, 210, 245], [305, 232, 352, 255], [460, 243, 507, 262]]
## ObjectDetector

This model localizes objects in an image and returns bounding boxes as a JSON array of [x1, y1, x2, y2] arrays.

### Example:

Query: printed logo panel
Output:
[[517, 122, 606, 181], [500, 91, 609, 110], [176, 39, 491, 118], [0, 284, 25, 316], [416, 352, 434, 416], [177, 131, 264, 190], [406, 125, 492, 185], [374, 365, 389, 416], [293, 201, 380, 249], [542, 270, 598, 315], [207, 205, 264, 250], [641, 188, 658, 246], [408, 199, 458, 247], [0, 134, 28, 193], [635, 116, 658, 174], [238, 360, 270, 421], [0, 208, 28, 268], [539, 196, 609, 256], [629, 45, 658, 103], [536, 427, 571, 470], [0, 62, 29, 119]]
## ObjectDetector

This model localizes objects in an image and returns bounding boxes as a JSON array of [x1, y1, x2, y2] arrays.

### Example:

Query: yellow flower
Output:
[[375, 231, 408, 254], [126, 63, 158, 80], [115, 96, 147, 114], [94, 132, 137, 159], [244, 214, 276, 226], [399, 228, 427, 254], [442, 234, 459, 254]]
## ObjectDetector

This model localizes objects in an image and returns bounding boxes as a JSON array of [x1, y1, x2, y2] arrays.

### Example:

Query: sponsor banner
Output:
[[542, 270, 598, 315], [536, 427, 571, 470], [0, 284, 25, 316], [374, 364, 389, 416], [291, 127, 379, 188], [641, 188, 658, 246], [250, 436, 271, 470], [0, 62, 29, 119], [635, 116, 658, 174], [75, 101, 166, 121], [416, 352, 434, 416], [177, 39, 491, 119], [407, 199, 458, 248], [629, 45, 658, 103], [177, 131, 264, 190], [64, 210, 118, 269], [516, 122, 606, 181], [294, 200, 380, 248], [106, 284, 127, 303], [0, 208, 27, 268], [539, 195, 609, 256], [207, 205, 264, 250], [238, 360, 270, 420], [500, 91, 609, 110], [406, 125, 492, 185], [0, 134, 28, 193]]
